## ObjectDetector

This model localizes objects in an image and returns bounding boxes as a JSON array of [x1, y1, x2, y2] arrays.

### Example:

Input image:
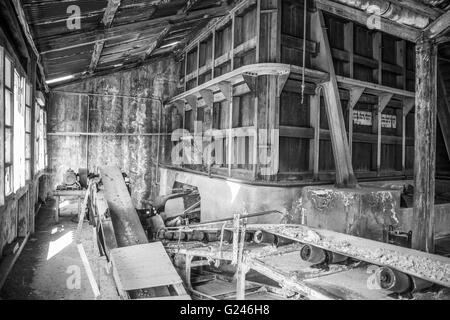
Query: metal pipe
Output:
[[332, 0, 430, 28], [187, 210, 282, 228]]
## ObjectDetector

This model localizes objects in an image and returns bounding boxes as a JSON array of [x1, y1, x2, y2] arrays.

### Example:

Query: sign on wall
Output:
[[353, 110, 397, 129], [353, 110, 372, 126]]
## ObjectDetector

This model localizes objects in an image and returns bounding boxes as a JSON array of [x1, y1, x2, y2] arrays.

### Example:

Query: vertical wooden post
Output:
[[211, 28, 216, 78], [55, 195, 60, 223], [218, 82, 233, 176], [377, 93, 393, 175], [0, 46, 5, 207], [315, 10, 357, 187], [412, 36, 437, 253], [402, 98, 414, 174], [310, 92, 320, 180]]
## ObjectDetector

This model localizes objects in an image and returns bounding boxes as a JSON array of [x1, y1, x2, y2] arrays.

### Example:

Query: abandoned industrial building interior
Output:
[[1, 0, 450, 303]]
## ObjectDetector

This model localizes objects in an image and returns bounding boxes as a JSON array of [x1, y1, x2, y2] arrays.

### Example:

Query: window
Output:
[[35, 100, 46, 172], [4, 55, 13, 196], [13, 70, 26, 192], [25, 83, 32, 180]]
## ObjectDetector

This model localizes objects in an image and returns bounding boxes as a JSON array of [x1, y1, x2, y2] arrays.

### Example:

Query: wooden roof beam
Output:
[[424, 10, 450, 39], [88, 0, 121, 74], [38, 6, 229, 54], [315, 0, 420, 42], [10, 0, 49, 91]]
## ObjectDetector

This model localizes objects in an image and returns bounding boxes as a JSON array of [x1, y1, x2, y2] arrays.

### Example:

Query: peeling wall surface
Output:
[[48, 57, 179, 208], [159, 167, 303, 223], [0, 175, 50, 256], [301, 186, 402, 241]]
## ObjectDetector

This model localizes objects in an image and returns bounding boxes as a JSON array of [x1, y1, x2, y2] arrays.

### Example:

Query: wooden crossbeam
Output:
[[424, 10, 450, 39], [140, 26, 171, 62], [102, 0, 122, 28], [38, 7, 229, 54], [316, 9, 357, 187], [10, 0, 48, 91], [88, 0, 122, 74], [315, 0, 420, 42]]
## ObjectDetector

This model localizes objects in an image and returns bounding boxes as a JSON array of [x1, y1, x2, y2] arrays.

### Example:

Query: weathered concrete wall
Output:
[[301, 186, 402, 241], [159, 167, 302, 223], [0, 175, 49, 256], [398, 204, 450, 238], [48, 57, 179, 208]]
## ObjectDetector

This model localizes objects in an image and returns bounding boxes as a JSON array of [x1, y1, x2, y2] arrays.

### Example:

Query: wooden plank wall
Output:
[[174, 0, 419, 183]]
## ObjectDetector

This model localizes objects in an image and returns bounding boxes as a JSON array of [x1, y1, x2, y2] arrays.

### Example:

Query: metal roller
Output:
[[156, 228, 166, 240], [245, 230, 254, 242], [300, 244, 327, 264], [327, 252, 348, 264], [274, 236, 295, 247], [191, 230, 205, 241], [204, 231, 220, 242], [222, 229, 234, 242], [149, 214, 165, 235], [253, 230, 276, 244], [375, 267, 411, 293]]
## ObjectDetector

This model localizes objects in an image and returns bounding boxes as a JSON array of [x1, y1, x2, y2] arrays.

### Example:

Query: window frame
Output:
[[4, 52, 14, 197]]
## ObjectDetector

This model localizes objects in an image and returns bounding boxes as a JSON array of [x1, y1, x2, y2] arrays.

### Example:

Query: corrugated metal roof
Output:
[[21, 0, 231, 86]]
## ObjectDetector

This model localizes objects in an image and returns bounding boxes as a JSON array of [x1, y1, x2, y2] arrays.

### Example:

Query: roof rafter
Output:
[[88, 0, 121, 74]]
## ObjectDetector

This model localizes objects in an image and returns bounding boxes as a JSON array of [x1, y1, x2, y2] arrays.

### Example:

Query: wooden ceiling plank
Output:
[[88, 0, 121, 74], [10, 0, 49, 91]]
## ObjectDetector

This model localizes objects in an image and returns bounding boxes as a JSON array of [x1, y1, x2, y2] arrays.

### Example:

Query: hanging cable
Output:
[[301, 0, 307, 104]]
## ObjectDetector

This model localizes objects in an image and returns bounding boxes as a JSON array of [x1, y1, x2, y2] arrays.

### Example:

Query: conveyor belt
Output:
[[247, 224, 450, 288]]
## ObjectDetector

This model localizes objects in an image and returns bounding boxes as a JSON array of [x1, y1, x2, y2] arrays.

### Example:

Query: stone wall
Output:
[[48, 57, 179, 208]]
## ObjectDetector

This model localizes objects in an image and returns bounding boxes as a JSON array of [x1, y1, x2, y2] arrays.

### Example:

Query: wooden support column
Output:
[[200, 89, 214, 170], [316, 10, 357, 187], [377, 93, 393, 174], [437, 73, 450, 160], [412, 36, 437, 253], [0, 46, 4, 206], [402, 98, 415, 173], [348, 87, 365, 157], [174, 100, 185, 166], [186, 95, 201, 166], [218, 82, 233, 176], [310, 92, 320, 180]]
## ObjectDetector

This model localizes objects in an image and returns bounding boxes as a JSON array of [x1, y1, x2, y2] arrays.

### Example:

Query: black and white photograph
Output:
[[0, 0, 450, 309]]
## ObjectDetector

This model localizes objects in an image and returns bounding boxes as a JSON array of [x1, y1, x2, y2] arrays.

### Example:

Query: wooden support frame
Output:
[[347, 87, 365, 157], [88, 0, 121, 74], [377, 93, 393, 174], [310, 91, 321, 180], [424, 10, 450, 40], [0, 46, 4, 206], [218, 81, 233, 176], [316, 10, 357, 187], [402, 98, 415, 173], [437, 73, 450, 161], [314, 0, 420, 42], [412, 37, 437, 253]]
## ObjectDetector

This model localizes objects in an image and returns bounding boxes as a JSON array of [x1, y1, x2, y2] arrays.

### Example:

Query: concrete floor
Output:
[[0, 198, 119, 300]]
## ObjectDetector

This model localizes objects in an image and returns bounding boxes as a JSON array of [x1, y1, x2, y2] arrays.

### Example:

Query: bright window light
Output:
[[47, 231, 74, 260], [46, 75, 74, 84], [160, 41, 180, 49]]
